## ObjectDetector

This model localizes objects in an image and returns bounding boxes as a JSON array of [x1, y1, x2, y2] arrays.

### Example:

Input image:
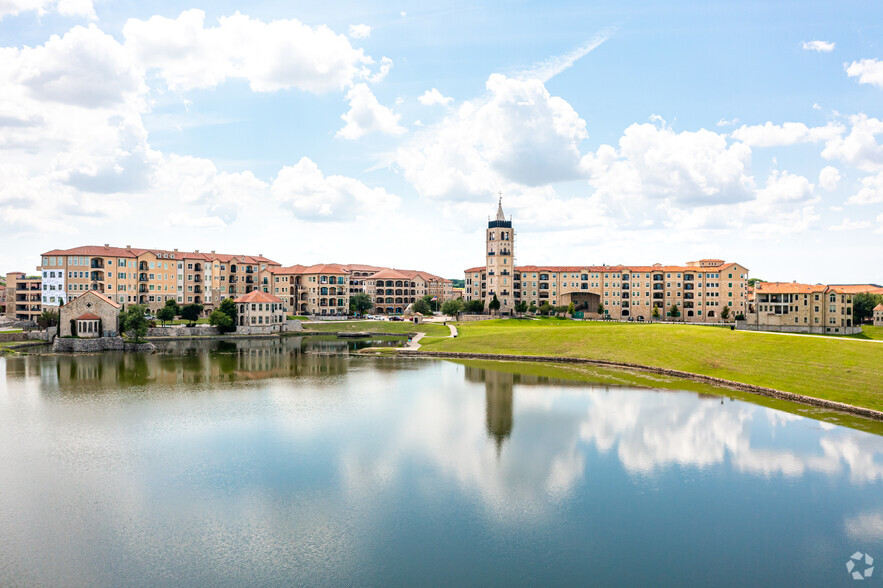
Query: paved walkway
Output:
[[738, 328, 883, 343], [405, 332, 425, 349]]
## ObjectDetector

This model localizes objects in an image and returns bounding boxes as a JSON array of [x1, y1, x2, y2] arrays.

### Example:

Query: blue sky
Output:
[[1, 0, 882, 282]]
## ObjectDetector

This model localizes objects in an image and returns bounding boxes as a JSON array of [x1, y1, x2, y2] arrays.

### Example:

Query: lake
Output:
[[2, 337, 882, 586]]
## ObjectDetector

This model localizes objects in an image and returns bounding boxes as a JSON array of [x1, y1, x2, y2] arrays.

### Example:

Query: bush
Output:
[[442, 299, 464, 316], [412, 298, 432, 315], [209, 309, 235, 332], [180, 303, 204, 327]]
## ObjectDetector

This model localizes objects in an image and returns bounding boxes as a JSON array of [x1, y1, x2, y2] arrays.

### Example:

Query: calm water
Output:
[[2, 337, 883, 586]]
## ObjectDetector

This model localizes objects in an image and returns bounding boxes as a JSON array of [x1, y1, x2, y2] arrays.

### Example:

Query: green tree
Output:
[[652, 306, 661, 320], [120, 304, 149, 342], [209, 309, 234, 332], [412, 298, 432, 315], [180, 303, 204, 326], [597, 302, 605, 315], [734, 312, 746, 321], [538, 302, 552, 315], [156, 306, 175, 326], [349, 292, 373, 315], [854, 292, 883, 323], [488, 294, 501, 313], [528, 302, 538, 313], [38, 308, 59, 328], [747, 278, 766, 287], [514, 301, 528, 314], [720, 306, 730, 321], [567, 302, 575, 315], [163, 298, 180, 316], [464, 300, 485, 313], [668, 303, 681, 318], [442, 299, 464, 316], [218, 297, 238, 325]]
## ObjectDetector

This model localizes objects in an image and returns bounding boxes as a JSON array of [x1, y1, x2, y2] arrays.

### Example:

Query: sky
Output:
[[1, 1, 882, 283]]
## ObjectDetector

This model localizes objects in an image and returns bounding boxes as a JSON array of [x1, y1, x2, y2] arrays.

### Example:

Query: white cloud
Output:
[[846, 171, 883, 204], [0, 0, 94, 19], [717, 117, 739, 127], [418, 88, 453, 107], [821, 114, 883, 172], [801, 40, 835, 53], [846, 58, 883, 89], [818, 166, 841, 190], [515, 32, 610, 82], [123, 9, 381, 93], [271, 157, 400, 220], [829, 218, 871, 231], [336, 83, 406, 139], [730, 121, 843, 147], [396, 74, 588, 199], [348, 24, 371, 39]]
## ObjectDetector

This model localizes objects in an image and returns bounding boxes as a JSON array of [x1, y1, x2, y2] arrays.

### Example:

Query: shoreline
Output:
[[399, 349, 883, 422]]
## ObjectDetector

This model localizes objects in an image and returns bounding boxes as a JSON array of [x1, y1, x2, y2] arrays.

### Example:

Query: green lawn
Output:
[[419, 319, 883, 412], [303, 320, 450, 337], [850, 325, 883, 341], [163, 318, 210, 325]]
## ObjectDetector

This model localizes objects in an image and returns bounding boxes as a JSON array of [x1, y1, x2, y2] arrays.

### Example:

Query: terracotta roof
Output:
[[273, 263, 349, 275], [753, 281, 828, 295], [41, 245, 279, 266], [233, 290, 283, 304], [367, 268, 412, 280], [826, 284, 883, 295], [874, 303, 883, 311], [466, 260, 745, 275], [61, 290, 122, 309], [76, 313, 100, 320]]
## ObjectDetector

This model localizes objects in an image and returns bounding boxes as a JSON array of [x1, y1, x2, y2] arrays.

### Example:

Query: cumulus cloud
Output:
[[846, 171, 883, 204], [846, 58, 883, 88], [801, 40, 835, 53], [821, 114, 883, 172], [418, 88, 453, 107], [271, 157, 400, 220], [348, 24, 371, 39], [336, 83, 406, 139], [123, 9, 381, 93], [818, 166, 841, 190], [396, 74, 588, 199], [730, 121, 844, 147], [829, 218, 871, 231]]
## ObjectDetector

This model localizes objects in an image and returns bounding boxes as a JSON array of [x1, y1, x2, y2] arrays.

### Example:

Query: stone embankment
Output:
[[399, 350, 883, 422], [53, 337, 156, 353], [0, 328, 56, 343]]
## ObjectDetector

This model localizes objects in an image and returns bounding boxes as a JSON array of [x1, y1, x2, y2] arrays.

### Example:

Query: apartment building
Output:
[[270, 264, 350, 316], [5, 272, 42, 322], [463, 200, 748, 321], [0, 284, 6, 316], [38, 245, 279, 315], [746, 281, 856, 333], [233, 290, 285, 331], [363, 269, 454, 315]]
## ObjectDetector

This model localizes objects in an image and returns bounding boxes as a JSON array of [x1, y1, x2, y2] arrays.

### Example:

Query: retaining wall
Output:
[[147, 326, 221, 337], [52, 336, 156, 353], [735, 321, 862, 335]]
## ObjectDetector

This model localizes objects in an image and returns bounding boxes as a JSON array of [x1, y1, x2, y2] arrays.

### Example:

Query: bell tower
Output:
[[485, 193, 514, 314]]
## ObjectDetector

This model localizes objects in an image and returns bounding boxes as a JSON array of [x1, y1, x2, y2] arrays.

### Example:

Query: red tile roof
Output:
[[826, 284, 883, 295], [76, 313, 100, 320], [233, 290, 283, 304], [753, 281, 828, 295], [874, 303, 883, 311], [41, 245, 278, 266], [60, 290, 122, 309]]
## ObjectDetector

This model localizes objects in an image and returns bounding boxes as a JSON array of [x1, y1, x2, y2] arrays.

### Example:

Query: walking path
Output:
[[406, 332, 425, 349], [447, 324, 458, 337]]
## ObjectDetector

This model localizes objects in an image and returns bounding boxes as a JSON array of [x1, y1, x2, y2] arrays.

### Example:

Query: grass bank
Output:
[[419, 319, 883, 412], [303, 320, 450, 337]]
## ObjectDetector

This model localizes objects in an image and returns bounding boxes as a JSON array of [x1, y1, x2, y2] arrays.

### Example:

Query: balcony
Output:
[[90, 259, 104, 269], [230, 265, 237, 273], [194, 276, 202, 283], [139, 273, 148, 282], [245, 276, 254, 284], [139, 262, 149, 271], [139, 285, 148, 293], [487, 251, 496, 256], [653, 274, 663, 281], [500, 249, 511, 256], [90, 271, 104, 282], [684, 293, 694, 300], [194, 264, 203, 272], [194, 286, 202, 294], [621, 283, 630, 290], [245, 267, 254, 274], [652, 293, 664, 300], [684, 284, 694, 291]]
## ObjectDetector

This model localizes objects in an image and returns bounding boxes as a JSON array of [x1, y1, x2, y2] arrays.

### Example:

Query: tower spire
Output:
[[495, 192, 505, 221]]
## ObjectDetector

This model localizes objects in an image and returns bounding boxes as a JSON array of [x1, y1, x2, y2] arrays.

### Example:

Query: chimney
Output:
[[195, 250, 199, 253], [104, 243, 109, 248], [126, 244, 131, 249], [174, 248, 178, 253], [211, 250, 215, 254]]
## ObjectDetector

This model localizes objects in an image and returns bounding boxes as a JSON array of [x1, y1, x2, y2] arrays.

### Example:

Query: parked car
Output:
[[627, 317, 634, 322], [390, 316, 403, 321], [637, 316, 645, 322]]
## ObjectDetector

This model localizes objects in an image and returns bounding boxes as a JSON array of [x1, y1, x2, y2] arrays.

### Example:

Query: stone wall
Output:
[[52, 336, 156, 353], [735, 320, 862, 336], [147, 326, 221, 337], [0, 328, 56, 343], [456, 314, 498, 322], [283, 320, 303, 333]]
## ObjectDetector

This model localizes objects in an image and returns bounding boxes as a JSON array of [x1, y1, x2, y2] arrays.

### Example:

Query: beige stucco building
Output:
[[745, 281, 856, 333], [233, 290, 285, 330], [5, 272, 42, 323], [872, 303, 883, 326], [463, 200, 749, 321], [59, 290, 121, 338]]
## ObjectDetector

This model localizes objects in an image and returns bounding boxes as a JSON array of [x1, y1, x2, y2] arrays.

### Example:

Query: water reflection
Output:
[[2, 342, 883, 585]]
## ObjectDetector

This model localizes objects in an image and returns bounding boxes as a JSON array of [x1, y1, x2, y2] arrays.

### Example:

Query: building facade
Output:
[[874, 303, 883, 326], [5, 272, 42, 323], [233, 290, 285, 331], [746, 282, 855, 332], [58, 290, 121, 338], [463, 200, 749, 321]]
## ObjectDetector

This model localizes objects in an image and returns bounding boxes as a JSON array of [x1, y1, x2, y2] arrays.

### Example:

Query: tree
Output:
[[464, 299, 485, 313], [747, 278, 766, 287], [442, 299, 464, 316], [652, 306, 661, 320], [734, 312, 746, 321], [349, 292, 372, 315], [488, 294, 501, 313], [528, 302, 538, 313], [38, 309, 59, 328], [180, 303, 204, 327], [567, 302, 575, 315], [854, 292, 883, 323], [218, 297, 238, 326], [538, 302, 552, 316], [668, 303, 680, 318], [120, 304, 149, 342], [514, 301, 528, 314], [421, 294, 439, 313], [597, 302, 605, 316], [209, 309, 234, 332], [163, 298, 180, 316], [412, 298, 432, 315], [553, 305, 568, 315], [156, 306, 175, 326], [720, 306, 730, 321]]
